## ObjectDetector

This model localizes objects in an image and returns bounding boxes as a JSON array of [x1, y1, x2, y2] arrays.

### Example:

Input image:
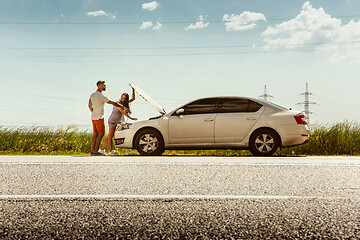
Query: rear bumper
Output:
[[282, 136, 309, 148], [278, 123, 309, 147], [281, 133, 309, 147]]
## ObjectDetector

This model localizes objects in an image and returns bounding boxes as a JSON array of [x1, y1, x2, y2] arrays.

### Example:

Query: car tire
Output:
[[134, 129, 165, 156], [249, 129, 280, 156]]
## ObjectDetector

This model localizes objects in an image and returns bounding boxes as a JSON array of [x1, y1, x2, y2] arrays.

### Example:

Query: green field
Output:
[[0, 122, 359, 156]]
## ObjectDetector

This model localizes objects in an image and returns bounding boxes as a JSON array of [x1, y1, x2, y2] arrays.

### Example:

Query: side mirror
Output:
[[176, 108, 185, 115]]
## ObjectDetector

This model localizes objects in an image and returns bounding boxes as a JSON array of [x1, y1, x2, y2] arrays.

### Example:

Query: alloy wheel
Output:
[[139, 133, 159, 153], [255, 133, 274, 153]]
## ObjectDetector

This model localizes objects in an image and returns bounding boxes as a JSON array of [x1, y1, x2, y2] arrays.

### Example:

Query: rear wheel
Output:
[[249, 129, 280, 156], [134, 129, 165, 156]]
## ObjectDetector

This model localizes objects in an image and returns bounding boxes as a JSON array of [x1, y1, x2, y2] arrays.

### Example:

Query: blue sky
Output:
[[1, 0, 360, 127]]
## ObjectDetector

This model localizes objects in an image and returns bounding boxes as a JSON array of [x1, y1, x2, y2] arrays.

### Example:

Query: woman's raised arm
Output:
[[129, 87, 135, 103]]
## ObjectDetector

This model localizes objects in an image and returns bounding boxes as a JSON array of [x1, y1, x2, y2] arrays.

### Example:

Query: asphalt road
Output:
[[1, 156, 360, 239]]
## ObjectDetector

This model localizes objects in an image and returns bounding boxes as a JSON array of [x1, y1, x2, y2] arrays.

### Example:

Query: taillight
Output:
[[294, 114, 307, 125]]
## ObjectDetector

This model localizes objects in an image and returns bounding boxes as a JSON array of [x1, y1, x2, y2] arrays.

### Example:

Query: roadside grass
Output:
[[0, 125, 91, 155], [277, 121, 360, 156], [0, 121, 359, 156]]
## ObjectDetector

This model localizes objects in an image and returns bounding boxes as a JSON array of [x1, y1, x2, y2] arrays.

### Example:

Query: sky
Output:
[[1, 0, 360, 128]]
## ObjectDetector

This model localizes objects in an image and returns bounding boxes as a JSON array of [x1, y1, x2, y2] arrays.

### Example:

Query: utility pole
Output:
[[297, 82, 316, 125], [259, 85, 273, 101]]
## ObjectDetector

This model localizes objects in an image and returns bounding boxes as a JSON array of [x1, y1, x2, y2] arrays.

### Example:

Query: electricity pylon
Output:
[[297, 82, 316, 125], [259, 85, 273, 101]]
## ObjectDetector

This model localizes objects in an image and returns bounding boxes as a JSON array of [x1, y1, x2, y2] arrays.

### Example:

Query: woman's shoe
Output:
[[109, 150, 119, 156]]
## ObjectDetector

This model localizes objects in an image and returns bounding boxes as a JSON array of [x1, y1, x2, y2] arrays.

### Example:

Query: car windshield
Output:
[[266, 101, 289, 110]]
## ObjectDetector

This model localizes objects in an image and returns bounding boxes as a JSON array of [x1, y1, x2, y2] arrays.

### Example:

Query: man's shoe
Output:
[[91, 152, 105, 156], [91, 152, 97, 156], [98, 149, 107, 156], [109, 150, 119, 156]]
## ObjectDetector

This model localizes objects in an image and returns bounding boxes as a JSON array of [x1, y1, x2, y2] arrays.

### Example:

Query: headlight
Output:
[[116, 123, 132, 131]]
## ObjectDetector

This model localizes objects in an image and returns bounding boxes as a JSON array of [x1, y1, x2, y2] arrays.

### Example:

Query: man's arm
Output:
[[88, 99, 93, 112], [107, 100, 123, 109], [107, 100, 130, 113]]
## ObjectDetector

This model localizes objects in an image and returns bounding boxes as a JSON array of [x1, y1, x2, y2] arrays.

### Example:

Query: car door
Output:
[[168, 98, 219, 144], [215, 98, 264, 143]]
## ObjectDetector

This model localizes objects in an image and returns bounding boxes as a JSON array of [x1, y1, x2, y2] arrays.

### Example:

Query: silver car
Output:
[[114, 84, 309, 156]]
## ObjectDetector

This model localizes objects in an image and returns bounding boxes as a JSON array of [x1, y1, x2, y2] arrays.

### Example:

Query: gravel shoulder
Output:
[[1, 198, 360, 239]]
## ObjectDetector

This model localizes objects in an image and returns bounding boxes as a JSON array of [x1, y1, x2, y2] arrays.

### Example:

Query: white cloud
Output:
[[152, 22, 162, 30], [140, 21, 153, 30], [87, 10, 116, 19], [185, 15, 209, 30], [142, 1, 159, 11], [140, 21, 162, 30], [261, 1, 360, 63], [223, 11, 266, 31]]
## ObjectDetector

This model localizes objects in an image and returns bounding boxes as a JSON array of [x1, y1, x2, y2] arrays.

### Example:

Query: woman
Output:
[[99, 87, 136, 156]]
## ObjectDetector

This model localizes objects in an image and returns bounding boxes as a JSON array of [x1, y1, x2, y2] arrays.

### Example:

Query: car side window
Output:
[[220, 98, 262, 113], [182, 98, 219, 115]]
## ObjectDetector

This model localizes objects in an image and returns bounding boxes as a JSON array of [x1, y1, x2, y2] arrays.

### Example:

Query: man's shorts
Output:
[[92, 119, 105, 134]]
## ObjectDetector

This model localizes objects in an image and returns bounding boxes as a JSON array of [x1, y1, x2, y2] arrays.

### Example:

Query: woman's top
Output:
[[108, 101, 124, 123]]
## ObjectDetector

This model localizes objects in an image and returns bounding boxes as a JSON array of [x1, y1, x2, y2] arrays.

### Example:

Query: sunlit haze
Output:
[[1, 0, 360, 128]]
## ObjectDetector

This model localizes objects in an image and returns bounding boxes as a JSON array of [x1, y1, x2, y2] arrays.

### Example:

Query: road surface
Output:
[[1, 156, 359, 239]]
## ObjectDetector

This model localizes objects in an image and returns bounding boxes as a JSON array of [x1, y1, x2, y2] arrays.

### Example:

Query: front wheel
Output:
[[249, 129, 280, 156], [134, 129, 165, 156]]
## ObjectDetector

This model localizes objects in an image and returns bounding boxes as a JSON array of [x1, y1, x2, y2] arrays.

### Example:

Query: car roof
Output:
[[191, 96, 263, 103], [184, 96, 288, 110]]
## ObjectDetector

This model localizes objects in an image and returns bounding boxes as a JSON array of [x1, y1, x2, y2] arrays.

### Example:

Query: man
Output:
[[88, 80, 125, 156]]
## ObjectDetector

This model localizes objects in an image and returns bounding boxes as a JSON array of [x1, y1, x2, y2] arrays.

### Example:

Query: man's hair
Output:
[[96, 80, 105, 86]]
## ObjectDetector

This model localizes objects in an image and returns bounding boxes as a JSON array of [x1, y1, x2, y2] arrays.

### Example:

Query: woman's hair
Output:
[[120, 93, 131, 113]]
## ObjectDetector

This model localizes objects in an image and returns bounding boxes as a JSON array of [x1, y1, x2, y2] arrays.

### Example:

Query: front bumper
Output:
[[114, 138, 125, 145], [114, 128, 137, 149]]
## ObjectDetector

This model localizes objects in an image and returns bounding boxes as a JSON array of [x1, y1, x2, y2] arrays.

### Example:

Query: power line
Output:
[[1, 91, 84, 107], [2, 86, 84, 102], [8, 46, 358, 58], [0, 15, 359, 25], [1, 40, 360, 50], [0, 71, 83, 89]]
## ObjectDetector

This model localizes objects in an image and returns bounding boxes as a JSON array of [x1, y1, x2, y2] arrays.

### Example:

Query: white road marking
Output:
[[0, 194, 349, 200], [1, 162, 359, 166], [1, 156, 360, 166]]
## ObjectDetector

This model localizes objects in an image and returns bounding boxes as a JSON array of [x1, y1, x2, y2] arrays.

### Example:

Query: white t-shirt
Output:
[[89, 91, 110, 120]]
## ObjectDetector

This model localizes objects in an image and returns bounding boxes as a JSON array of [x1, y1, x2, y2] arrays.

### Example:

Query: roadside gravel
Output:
[[1, 198, 359, 239]]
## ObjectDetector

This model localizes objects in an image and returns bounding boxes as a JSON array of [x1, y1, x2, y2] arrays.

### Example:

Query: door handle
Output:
[[247, 117, 257, 120], [204, 118, 214, 122]]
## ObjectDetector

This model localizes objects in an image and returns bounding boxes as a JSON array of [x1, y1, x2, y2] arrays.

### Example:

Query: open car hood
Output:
[[130, 84, 166, 115]]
